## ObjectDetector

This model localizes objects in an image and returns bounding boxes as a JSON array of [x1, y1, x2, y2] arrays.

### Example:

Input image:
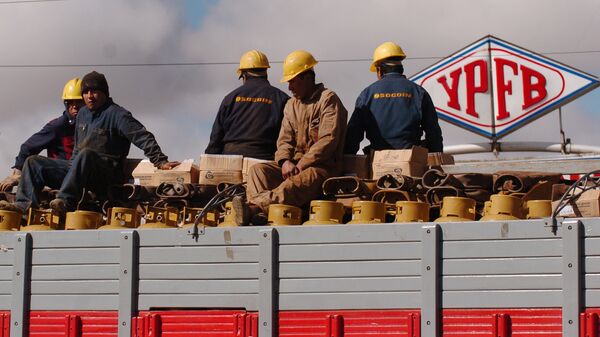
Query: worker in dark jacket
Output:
[[0, 78, 83, 192], [0, 71, 179, 214], [205, 50, 289, 160], [344, 42, 443, 154]]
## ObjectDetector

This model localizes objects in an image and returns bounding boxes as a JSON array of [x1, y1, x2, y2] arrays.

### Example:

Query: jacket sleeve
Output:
[[13, 119, 59, 170], [274, 102, 296, 166], [421, 91, 444, 152], [119, 112, 168, 167], [297, 93, 347, 169], [205, 98, 228, 154]]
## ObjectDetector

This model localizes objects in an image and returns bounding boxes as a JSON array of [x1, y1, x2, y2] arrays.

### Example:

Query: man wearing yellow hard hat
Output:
[[0, 78, 84, 192], [205, 50, 289, 160], [344, 42, 443, 154], [233, 50, 348, 225]]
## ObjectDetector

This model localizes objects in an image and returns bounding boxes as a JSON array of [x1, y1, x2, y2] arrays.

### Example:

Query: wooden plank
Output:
[[137, 294, 257, 311], [31, 265, 119, 280], [443, 290, 562, 308], [139, 246, 259, 263], [443, 257, 561, 275], [442, 156, 600, 175], [30, 280, 118, 294], [443, 239, 561, 258], [139, 263, 258, 279], [138, 279, 258, 294], [30, 294, 118, 310], [279, 292, 420, 310], [280, 277, 420, 293], [279, 261, 421, 278], [32, 247, 119, 265], [279, 242, 421, 262]]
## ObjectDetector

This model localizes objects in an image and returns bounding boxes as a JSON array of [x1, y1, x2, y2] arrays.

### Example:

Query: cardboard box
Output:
[[199, 170, 243, 185], [551, 184, 600, 217], [199, 154, 243, 171], [131, 160, 157, 186], [154, 159, 199, 185], [427, 152, 455, 166], [371, 146, 428, 178], [242, 157, 274, 182], [342, 155, 370, 179]]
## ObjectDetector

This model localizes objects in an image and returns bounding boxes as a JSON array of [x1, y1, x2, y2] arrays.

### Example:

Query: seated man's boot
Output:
[[0, 200, 25, 213], [49, 198, 68, 217]]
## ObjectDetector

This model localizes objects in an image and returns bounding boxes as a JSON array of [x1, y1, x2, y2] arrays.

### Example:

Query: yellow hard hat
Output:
[[236, 50, 270, 75], [370, 42, 406, 72], [280, 50, 318, 83], [62, 78, 83, 100]]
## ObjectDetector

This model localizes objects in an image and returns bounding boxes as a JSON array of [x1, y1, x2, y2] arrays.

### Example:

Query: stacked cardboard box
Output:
[[131, 159, 199, 186], [427, 152, 455, 166], [552, 183, 600, 218], [242, 157, 273, 182], [199, 154, 243, 185], [371, 146, 429, 179]]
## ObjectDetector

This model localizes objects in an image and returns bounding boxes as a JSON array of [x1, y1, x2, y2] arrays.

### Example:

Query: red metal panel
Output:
[[139, 310, 246, 337], [582, 310, 600, 337], [443, 309, 562, 337], [0, 312, 10, 337], [29, 311, 117, 337]]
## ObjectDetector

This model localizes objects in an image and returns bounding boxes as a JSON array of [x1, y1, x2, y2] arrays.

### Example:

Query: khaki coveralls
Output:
[[246, 84, 348, 211]]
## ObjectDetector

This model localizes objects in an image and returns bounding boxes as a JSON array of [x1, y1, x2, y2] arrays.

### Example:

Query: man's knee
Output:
[[23, 155, 49, 167]]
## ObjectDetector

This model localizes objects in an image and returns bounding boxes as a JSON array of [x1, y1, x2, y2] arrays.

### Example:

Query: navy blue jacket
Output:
[[13, 111, 75, 170], [344, 73, 443, 154], [205, 77, 289, 160], [74, 98, 168, 167]]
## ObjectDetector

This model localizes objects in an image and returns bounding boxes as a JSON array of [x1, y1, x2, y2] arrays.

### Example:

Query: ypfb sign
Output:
[[411, 35, 599, 139]]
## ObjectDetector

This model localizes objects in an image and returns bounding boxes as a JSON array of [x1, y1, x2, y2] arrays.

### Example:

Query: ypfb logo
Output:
[[411, 35, 599, 139]]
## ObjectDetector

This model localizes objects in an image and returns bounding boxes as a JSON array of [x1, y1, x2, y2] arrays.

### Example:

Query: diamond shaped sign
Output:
[[411, 35, 599, 139]]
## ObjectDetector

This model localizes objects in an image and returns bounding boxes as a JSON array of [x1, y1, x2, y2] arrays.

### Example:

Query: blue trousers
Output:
[[15, 149, 123, 210]]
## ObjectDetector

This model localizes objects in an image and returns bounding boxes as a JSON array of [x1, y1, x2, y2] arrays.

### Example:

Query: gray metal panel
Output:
[[139, 246, 259, 263], [119, 231, 138, 337], [562, 220, 582, 337], [31, 247, 119, 264], [139, 279, 258, 294], [585, 274, 600, 289], [139, 263, 258, 279], [279, 292, 420, 310], [279, 242, 421, 261], [585, 237, 600, 254], [30, 294, 118, 310], [585, 257, 600, 272], [585, 290, 600, 305], [443, 239, 561, 258], [443, 275, 562, 290], [0, 249, 13, 265], [11, 233, 31, 337], [279, 260, 420, 278], [31, 280, 118, 294], [28, 230, 123, 248], [582, 218, 600, 236], [137, 227, 260, 246], [443, 290, 562, 308], [442, 257, 561, 275], [0, 281, 11, 294], [280, 277, 420, 293], [31, 265, 119, 280], [0, 266, 12, 281], [0, 234, 15, 247], [439, 220, 555, 240], [421, 225, 440, 337], [276, 223, 422, 244], [259, 228, 278, 337], [138, 294, 257, 311]]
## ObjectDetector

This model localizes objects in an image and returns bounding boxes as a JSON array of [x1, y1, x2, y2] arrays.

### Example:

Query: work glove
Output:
[[0, 169, 21, 192]]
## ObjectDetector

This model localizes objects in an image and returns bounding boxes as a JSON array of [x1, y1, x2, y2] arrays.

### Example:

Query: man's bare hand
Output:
[[158, 161, 180, 170], [281, 160, 299, 179], [0, 169, 21, 192]]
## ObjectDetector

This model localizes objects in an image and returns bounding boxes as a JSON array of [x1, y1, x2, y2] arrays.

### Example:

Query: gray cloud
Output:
[[0, 0, 599, 172]]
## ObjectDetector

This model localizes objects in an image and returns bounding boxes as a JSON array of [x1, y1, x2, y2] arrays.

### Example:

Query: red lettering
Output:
[[494, 58, 518, 120], [520, 64, 547, 109], [436, 68, 462, 111], [464, 59, 488, 118]]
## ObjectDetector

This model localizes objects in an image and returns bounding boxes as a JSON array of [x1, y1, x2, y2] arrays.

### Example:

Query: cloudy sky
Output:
[[0, 0, 599, 172]]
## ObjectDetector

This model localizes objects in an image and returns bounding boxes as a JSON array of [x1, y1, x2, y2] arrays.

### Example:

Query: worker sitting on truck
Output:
[[344, 41, 443, 154], [205, 49, 289, 160], [233, 50, 348, 225], [0, 71, 180, 215], [0, 78, 84, 192]]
